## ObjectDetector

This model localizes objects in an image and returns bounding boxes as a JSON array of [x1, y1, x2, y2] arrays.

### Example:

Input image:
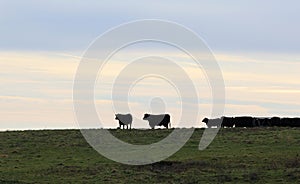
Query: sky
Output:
[[1, 1, 300, 130]]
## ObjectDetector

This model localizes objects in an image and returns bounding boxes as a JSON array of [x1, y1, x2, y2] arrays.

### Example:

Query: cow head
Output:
[[143, 113, 150, 120], [115, 114, 119, 120], [202, 117, 209, 124]]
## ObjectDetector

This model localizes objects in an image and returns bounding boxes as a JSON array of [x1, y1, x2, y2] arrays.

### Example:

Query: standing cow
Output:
[[270, 117, 281, 126], [202, 117, 223, 128], [115, 114, 132, 129], [234, 117, 256, 127], [143, 114, 171, 129], [221, 116, 234, 128]]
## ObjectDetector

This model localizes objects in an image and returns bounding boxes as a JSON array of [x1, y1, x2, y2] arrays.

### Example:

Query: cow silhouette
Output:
[[221, 117, 234, 128], [202, 117, 222, 128], [143, 114, 171, 129], [234, 117, 256, 127], [115, 114, 132, 129]]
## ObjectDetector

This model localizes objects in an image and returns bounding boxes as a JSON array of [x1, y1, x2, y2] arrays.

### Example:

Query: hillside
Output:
[[1, 128, 300, 183]]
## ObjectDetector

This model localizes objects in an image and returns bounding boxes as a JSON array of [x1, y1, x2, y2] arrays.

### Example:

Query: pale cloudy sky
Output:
[[0, 1, 300, 130]]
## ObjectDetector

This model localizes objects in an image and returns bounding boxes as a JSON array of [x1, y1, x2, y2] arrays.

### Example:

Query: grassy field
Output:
[[0, 127, 300, 183]]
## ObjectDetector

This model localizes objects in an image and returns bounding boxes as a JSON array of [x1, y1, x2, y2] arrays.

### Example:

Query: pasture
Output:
[[0, 127, 300, 183]]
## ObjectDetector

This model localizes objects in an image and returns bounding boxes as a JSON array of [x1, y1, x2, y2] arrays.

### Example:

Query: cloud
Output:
[[1, 51, 300, 129]]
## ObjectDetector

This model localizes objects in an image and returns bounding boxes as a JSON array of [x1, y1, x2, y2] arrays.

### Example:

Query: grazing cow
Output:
[[143, 114, 171, 129], [255, 118, 271, 127], [270, 117, 281, 126], [281, 118, 300, 127], [292, 118, 300, 127], [115, 114, 132, 129], [202, 117, 223, 128], [280, 118, 291, 127], [221, 117, 234, 128], [234, 117, 256, 127]]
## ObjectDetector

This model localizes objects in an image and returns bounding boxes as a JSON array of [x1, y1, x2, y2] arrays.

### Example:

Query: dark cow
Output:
[[143, 114, 171, 129], [291, 118, 300, 127], [202, 117, 223, 128], [221, 117, 234, 128], [115, 114, 132, 129], [270, 117, 281, 126], [292, 118, 300, 127], [281, 117, 300, 127], [234, 117, 256, 127], [255, 118, 271, 127], [281, 118, 291, 127]]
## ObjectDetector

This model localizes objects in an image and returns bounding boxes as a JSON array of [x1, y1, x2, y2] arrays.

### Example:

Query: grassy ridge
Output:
[[0, 128, 300, 183]]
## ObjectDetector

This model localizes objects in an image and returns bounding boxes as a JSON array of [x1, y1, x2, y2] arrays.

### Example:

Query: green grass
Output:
[[1, 127, 300, 183]]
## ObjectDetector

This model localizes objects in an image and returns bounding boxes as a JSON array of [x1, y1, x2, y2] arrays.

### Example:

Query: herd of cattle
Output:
[[115, 113, 300, 129], [203, 116, 300, 128]]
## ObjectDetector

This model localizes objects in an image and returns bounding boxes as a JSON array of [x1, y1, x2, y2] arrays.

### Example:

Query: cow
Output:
[[115, 114, 132, 129], [281, 117, 300, 127], [202, 117, 223, 128], [291, 118, 300, 127], [233, 117, 256, 127], [143, 114, 171, 129], [221, 116, 234, 128], [280, 118, 291, 127], [270, 117, 281, 126], [255, 118, 270, 127]]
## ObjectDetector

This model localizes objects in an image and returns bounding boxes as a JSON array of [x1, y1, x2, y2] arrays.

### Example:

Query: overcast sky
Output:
[[1, 0, 300, 52], [1, 1, 300, 130]]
